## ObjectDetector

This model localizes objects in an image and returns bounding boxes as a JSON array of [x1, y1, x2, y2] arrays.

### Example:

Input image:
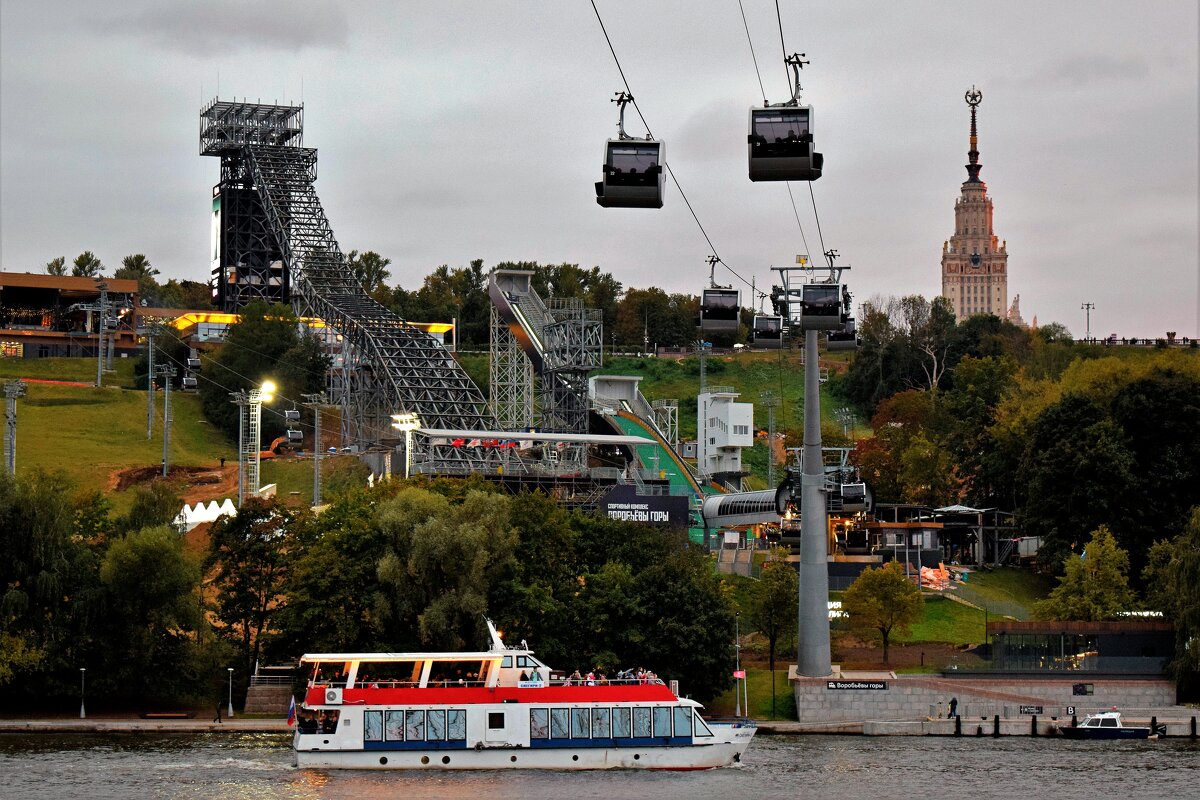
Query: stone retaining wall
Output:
[[792, 673, 1176, 723], [244, 685, 293, 715]]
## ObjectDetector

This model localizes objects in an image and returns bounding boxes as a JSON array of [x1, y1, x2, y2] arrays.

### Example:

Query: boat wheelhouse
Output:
[[293, 621, 755, 770]]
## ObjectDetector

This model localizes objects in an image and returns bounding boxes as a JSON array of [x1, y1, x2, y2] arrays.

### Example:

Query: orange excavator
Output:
[[259, 436, 291, 460]]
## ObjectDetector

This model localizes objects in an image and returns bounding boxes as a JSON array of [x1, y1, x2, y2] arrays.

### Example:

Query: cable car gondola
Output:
[[826, 318, 859, 351], [595, 139, 664, 208], [748, 106, 822, 182], [595, 91, 664, 209], [700, 287, 741, 333], [798, 283, 843, 330], [748, 54, 823, 182], [751, 314, 785, 348]]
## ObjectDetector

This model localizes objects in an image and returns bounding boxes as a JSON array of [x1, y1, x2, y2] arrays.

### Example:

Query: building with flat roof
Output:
[[0, 272, 138, 358]]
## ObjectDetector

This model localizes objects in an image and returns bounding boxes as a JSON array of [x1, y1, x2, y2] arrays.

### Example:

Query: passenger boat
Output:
[[292, 620, 756, 770], [1058, 710, 1164, 740]]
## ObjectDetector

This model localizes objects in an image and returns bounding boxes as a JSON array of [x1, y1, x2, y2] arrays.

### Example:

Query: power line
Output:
[[774, 0, 791, 81], [808, 182, 829, 261], [738, 0, 768, 105]]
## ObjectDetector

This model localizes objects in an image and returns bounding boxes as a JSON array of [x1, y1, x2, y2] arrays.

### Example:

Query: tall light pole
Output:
[[227, 667, 235, 718], [391, 413, 421, 479], [79, 667, 86, 719], [1081, 302, 1095, 341], [3, 380, 26, 476], [231, 380, 276, 506]]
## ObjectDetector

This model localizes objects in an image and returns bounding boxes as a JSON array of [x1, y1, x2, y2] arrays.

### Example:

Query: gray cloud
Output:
[[92, 1, 349, 56]]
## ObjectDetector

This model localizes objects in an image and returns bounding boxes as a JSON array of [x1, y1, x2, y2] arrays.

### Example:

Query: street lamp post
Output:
[[734, 611, 742, 718], [79, 667, 86, 719], [227, 668, 235, 718], [390, 413, 422, 479], [1081, 302, 1095, 342]]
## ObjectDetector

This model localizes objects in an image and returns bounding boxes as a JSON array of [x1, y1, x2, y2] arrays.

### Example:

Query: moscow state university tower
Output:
[[941, 87, 1008, 320]]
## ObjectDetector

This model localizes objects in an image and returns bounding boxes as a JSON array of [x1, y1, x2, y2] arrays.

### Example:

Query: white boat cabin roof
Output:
[[301, 652, 516, 663]]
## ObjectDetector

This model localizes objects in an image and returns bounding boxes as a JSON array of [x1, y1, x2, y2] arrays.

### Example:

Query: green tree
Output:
[[347, 249, 392, 296], [205, 498, 302, 676], [1142, 508, 1200, 690], [842, 561, 924, 665], [45, 256, 66, 276], [121, 481, 183, 533], [750, 549, 798, 676], [1034, 525, 1135, 621], [100, 525, 202, 702], [114, 254, 161, 304], [71, 250, 104, 277]]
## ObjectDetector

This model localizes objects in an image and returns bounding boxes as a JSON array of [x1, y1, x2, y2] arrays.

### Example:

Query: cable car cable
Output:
[[590, 0, 765, 301], [738, 0, 769, 105]]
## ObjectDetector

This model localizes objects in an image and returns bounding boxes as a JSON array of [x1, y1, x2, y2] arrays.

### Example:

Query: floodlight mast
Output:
[[3, 380, 27, 476]]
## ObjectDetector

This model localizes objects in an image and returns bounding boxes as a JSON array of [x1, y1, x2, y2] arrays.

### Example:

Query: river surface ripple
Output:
[[2, 732, 1198, 800]]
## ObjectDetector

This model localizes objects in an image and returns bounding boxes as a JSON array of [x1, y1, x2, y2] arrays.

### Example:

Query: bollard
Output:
[[976, 725, 983, 737], [1031, 715, 1038, 736], [1191, 716, 1197, 740], [993, 714, 1000, 738], [954, 715, 961, 737], [1151, 716, 1159, 738], [1072, 714, 1078, 728]]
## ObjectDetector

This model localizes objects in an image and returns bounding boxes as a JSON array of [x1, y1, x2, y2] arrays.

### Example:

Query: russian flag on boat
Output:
[[287, 696, 296, 726]]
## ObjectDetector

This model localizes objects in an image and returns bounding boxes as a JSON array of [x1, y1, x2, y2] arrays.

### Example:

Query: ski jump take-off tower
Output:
[[200, 99, 491, 445]]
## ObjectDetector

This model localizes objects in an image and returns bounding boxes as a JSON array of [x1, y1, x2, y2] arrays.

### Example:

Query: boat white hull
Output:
[[295, 738, 751, 770]]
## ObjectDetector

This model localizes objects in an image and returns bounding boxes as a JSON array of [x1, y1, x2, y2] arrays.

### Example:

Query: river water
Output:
[[2, 732, 1198, 799]]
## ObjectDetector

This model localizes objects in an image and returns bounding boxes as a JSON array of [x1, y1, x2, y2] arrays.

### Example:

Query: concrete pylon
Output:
[[796, 331, 832, 676]]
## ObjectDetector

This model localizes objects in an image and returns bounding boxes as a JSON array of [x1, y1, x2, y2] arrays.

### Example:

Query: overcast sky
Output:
[[2, 1, 1197, 337]]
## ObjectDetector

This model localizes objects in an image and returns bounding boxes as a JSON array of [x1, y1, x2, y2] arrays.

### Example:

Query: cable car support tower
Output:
[[200, 100, 491, 446]]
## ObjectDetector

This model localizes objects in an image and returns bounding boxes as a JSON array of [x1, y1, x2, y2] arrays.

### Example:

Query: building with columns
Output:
[[941, 87, 1009, 321]]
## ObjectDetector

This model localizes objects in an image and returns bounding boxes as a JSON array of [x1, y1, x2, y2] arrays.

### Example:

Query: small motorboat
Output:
[[1058, 710, 1164, 740]]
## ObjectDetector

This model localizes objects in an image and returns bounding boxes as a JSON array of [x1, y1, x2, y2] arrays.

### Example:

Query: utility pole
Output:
[[157, 365, 176, 478], [761, 390, 779, 487], [145, 323, 157, 439], [94, 281, 109, 387], [302, 392, 328, 506], [1081, 302, 1095, 342], [3, 380, 27, 476], [231, 392, 248, 507]]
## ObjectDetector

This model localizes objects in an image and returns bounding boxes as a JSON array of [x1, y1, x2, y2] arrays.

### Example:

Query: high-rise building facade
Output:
[[941, 87, 1008, 321]]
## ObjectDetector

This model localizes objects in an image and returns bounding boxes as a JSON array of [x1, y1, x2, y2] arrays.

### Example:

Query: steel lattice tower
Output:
[[489, 305, 536, 429], [200, 100, 492, 444]]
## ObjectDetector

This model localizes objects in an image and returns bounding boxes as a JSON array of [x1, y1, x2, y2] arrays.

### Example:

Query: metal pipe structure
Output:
[[796, 331, 832, 677], [4, 380, 26, 476], [303, 392, 328, 506], [157, 365, 176, 478]]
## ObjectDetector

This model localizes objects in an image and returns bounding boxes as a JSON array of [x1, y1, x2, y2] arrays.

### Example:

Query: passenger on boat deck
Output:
[[586, 671, 596, 686], [529, 668, 541, 683], [519, 671, 529, 682], [298, 713, 318, 734], [568, 669, 583, 685]]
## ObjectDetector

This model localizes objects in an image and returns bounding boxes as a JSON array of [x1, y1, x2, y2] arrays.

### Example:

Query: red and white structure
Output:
[[292, 620, 755, 770]]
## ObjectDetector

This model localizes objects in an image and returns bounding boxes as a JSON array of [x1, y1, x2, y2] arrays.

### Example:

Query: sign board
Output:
[[1019, 705, 1043, 715], [1066, 706, 1076, 716], [517, 680, 545, 689], [826, 680, 887, 690], [599, 484, 690, 528]]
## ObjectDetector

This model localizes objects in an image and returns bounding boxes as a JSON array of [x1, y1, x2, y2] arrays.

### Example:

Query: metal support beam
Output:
[[3, 380, 27, 476], [796, 331, 832, 677]]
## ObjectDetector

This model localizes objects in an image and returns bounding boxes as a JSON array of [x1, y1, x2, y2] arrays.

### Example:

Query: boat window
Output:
[[364, 710, 383, 742], [551, 708, 570, 739], [1082, 719, 1099, 727], [1100, 718, 1119, 728], [385, 710, 405, 741], [447, 710, 467, 740], [632, 707, 652, 738], [693, 713, 714, 738], [488, 711, 505, 730], [355, 660, 418, 687], [405, 710, 425, 740], [571, 708, 591, 738], [653, 707, 672, 738], [427, 709, 446, 740], [517, 656, 530, 668], [530, 708, 550, 739], [612, 707, 632, 738], [673, 707, 693, 737], [429, 660, 489, 687], [592, 707, 611, 739], [502, 656, 513, 668]]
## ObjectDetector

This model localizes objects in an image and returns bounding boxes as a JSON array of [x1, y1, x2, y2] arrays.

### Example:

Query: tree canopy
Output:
[[842, 561, 924, 665], [1033, 526, 1135, 621]]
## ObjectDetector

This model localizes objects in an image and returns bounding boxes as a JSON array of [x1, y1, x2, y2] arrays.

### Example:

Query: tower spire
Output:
[[965, 86, 983, 183]]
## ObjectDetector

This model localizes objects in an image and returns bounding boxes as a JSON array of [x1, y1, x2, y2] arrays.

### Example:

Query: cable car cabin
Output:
[[286, 429, 304, 442], [798, 284, 844, 330], [181, 376, 198, 389], [839, 482, 868, 514], [825, 318, 859, 351], [595, 140, 664, 208], [748, 107, 823, 182], [751, 315, 785, 348], [700, 288, 741, 333]]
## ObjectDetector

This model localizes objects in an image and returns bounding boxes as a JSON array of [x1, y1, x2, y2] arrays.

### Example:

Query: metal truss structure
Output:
[[651, 398, 679, 453], [488, 305, 535, 429], [200, 99, 491, 446]]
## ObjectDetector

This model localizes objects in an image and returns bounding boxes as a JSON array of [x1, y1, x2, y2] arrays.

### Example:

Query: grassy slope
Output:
[[952, 566, 1053, 620], [2, 360, 234, 501]]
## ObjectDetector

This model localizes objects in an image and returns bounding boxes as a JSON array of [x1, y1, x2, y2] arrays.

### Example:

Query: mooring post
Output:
[[993, 714, 1000, 737], [1151, 716, 1159, 737], [1191, 716, 1197, 739], [1031, 715, 1038, 736], [954, 715, 961, 736]]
